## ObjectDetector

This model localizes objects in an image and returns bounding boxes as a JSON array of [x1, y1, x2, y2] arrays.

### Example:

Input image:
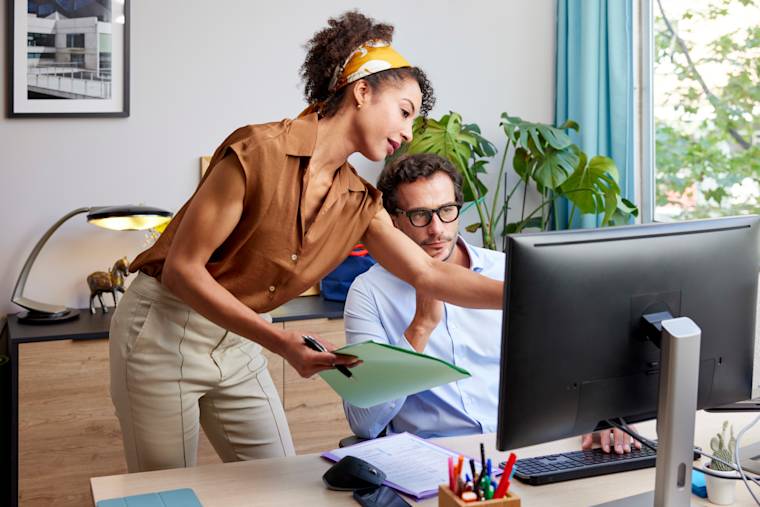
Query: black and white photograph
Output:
[[8, 0, 129, 117]]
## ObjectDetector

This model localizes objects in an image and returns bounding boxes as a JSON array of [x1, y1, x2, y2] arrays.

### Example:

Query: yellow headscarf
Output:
[[300, 39, 411, 116]]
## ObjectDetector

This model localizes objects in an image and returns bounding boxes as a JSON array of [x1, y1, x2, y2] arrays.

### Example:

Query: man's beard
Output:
[[420, 235, 456, 262]]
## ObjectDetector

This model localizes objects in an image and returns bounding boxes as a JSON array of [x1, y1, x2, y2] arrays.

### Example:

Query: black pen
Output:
[[302, 335, 353, 379]]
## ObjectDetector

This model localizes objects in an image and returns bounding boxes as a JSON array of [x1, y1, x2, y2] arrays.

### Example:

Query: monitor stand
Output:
[[593, 316, 702, 507]]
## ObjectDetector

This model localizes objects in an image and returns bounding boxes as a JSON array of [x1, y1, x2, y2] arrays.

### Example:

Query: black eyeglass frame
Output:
[[394, 203, 462, 227]]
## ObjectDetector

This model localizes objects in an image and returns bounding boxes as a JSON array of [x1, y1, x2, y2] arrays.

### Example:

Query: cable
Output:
[[734, 413, 760, 505], [606, 418, 760, 487]]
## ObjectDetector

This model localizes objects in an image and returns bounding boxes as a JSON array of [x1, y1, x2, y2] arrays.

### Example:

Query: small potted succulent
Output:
[[705, 421, 739, 505]]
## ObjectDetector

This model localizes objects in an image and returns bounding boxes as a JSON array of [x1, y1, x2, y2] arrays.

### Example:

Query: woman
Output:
[[110, 10, 502, 473]]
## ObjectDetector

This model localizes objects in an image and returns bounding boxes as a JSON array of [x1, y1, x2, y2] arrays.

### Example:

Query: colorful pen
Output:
[[448, 456, 454, 491], [494, 452, 517, 499]]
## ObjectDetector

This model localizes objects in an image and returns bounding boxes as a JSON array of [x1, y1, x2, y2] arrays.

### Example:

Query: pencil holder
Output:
[[438, 485, 520, 507]]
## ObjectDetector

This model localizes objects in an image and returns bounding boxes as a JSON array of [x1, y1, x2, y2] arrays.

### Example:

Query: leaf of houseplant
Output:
[[531, 145, 579, 190], [404, 113, 487, 203], [503, 216, 543, 235], [608, 197, 639, 225], [560, 155, 620, 214], [513, 147, 531, 181]]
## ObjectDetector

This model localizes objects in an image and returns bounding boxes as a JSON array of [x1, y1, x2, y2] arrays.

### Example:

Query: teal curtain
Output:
[[555, 0, 635, 229]]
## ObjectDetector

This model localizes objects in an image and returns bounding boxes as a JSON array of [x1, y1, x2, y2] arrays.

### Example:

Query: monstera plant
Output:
[[394, 112, 638, 251]]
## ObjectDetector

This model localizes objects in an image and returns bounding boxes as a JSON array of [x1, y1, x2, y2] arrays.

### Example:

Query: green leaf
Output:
[[557, 119, 580, 132], [462, 175, 489, 203], [513, 147, 531, 180], [471, 160, 488, 174], [532, 146, 578, 189], [560, 155, 620, 214], [465, 222, 482, 233]]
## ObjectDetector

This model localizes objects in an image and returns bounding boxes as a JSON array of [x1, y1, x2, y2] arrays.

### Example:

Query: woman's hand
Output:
[[278, 330, 361, 378]]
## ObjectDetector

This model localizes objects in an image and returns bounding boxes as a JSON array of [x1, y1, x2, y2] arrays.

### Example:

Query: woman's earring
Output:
[[357, 102, 362, 109]]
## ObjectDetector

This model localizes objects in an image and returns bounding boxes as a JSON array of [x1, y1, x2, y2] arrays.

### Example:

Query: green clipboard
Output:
[[319, 340, 471, 408]]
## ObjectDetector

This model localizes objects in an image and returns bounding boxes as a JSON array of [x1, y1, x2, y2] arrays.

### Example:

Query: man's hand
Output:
[[404, 291, 444, 352], [581, 427, 642, 454], [278, 330, 360, 378]]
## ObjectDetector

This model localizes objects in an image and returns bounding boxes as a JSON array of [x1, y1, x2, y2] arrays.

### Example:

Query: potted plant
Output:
[[395, 112, 638, 251], [705, 420, 739, 505]]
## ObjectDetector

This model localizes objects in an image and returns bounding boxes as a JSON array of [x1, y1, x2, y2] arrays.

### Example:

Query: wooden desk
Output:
[[4, 296, 346, 507], [91, 411, 760, 506]]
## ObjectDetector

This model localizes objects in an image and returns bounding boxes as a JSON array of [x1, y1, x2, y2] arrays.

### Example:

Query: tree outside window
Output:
[[654, 0, 759, 220]]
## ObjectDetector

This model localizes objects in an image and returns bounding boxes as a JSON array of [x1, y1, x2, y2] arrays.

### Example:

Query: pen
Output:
[[302, 335, 352, 378], [448, 456, 454, 491], [480, 442, 486, 478], [494, 452, 517, 499], [469, 458, 477, 485]]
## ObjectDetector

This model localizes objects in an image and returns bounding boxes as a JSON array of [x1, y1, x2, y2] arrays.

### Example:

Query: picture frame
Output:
[[7, 0, 130, 117]]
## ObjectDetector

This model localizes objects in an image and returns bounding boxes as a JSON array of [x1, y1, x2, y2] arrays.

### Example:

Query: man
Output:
[[343, 153, 503, 439], [343, 153, 639, 453]]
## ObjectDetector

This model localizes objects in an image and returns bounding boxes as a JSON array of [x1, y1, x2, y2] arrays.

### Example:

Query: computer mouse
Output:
[[322, 455, 387, 491]]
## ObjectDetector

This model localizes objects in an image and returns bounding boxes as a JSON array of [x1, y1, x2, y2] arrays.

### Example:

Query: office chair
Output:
[[338, 427, 387, 448]]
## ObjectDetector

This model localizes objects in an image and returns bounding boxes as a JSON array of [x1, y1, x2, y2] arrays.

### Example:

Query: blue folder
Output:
[[96, 488, 202, 507]]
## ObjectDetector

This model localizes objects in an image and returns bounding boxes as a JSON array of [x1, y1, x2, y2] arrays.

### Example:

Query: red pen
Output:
[[448, 456, 455, 491], [494, 452, 517, 499]]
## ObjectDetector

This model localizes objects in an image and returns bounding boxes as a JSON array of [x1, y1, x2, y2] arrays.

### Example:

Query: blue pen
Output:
[[487, 458, 492, 480]]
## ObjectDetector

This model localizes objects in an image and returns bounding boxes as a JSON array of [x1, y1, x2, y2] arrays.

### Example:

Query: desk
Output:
[[91, 411, 760, 506], [4, 296, 345, 507]]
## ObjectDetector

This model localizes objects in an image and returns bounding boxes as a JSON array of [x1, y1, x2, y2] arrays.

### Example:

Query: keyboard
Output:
[[502, 446, 698, 486]]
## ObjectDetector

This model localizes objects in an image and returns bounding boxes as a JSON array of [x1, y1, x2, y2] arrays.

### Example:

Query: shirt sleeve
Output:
[[342, 275, 407, 439]]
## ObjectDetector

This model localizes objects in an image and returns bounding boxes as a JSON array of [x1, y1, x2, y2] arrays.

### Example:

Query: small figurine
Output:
[[87, 257, 130, 314]]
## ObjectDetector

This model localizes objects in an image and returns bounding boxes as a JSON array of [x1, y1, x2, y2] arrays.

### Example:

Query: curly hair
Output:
[[300, 10, 435, 118], [377, 153, 463, 216]]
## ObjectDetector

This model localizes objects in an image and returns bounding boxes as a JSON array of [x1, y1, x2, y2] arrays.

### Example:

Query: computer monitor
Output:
[[496, 216, 759, 505]]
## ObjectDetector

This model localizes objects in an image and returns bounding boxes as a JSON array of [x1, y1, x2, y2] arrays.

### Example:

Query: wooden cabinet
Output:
[[13, 316, 347, 507], [282, 318, 352, 454]]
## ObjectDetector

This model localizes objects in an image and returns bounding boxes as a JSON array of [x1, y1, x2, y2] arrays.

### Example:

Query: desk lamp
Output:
[[11, 205, 172, 324]]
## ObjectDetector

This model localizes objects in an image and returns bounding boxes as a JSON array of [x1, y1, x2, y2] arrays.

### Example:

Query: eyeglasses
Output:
[[395, 203, 462, 227]]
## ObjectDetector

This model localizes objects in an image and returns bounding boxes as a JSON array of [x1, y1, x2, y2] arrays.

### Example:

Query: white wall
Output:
[[0, 0, 556, 317]]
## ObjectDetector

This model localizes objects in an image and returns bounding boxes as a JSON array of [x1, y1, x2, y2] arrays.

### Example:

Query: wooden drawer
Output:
[[282, 318, 351, 454], [15, 318, 335, 505], [17, 339, 229, 507]]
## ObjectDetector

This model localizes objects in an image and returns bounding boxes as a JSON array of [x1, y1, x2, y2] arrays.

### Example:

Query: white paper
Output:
[[324, 432, 484, 499]]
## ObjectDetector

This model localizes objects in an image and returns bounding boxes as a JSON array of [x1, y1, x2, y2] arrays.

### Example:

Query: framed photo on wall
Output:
[[7, 0, 129, 117]]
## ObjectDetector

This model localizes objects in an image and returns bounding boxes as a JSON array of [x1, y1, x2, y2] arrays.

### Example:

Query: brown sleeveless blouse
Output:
[[129, 113, 382, 313]]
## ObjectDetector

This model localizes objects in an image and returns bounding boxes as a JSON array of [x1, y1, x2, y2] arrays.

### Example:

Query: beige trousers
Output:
[[109, 272, 295, 473]]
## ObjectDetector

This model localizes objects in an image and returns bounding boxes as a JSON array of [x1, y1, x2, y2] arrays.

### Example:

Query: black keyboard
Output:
[[501, 446, 696, 486]]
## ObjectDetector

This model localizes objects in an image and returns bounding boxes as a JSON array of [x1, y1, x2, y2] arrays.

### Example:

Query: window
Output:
[[66, 33, 85, 48], [27, 32, 55, 47], [652, 0, 759, 221]]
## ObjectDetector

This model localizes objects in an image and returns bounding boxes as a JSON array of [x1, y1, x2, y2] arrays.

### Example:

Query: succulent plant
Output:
[[709, 420, 736, 472]]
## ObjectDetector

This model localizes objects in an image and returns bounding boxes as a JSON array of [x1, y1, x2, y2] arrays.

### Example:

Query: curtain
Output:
[[555, 0, 635, 228]]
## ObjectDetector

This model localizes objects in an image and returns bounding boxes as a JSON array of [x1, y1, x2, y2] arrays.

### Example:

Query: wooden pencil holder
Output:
[[438, 485, 521, 507]]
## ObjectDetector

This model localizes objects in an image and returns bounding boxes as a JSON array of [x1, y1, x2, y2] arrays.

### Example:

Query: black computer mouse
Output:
[[322, 455, 387, 491]]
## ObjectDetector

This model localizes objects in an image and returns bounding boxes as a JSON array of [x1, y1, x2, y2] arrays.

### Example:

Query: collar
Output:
[[458, 236, 485, 273], [288, 113, 367, 193], [285, 112, 319, 156]]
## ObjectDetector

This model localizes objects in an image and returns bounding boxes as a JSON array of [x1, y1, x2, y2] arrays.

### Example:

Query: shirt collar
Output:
[[285, 112, 319, 156], [458, 236, 485, 273], [288, 113, 367, 193]]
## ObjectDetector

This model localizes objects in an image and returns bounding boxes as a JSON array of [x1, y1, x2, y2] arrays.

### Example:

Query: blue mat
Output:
[[96, 488, 202, 507]]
